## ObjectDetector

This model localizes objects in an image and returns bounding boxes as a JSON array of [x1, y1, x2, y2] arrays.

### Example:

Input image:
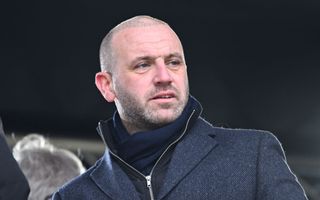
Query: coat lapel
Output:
[[90, 151, 141, 200], [158, 125, 218, 199]]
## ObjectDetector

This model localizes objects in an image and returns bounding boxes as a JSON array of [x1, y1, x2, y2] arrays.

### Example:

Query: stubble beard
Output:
[[114, 83, 189, 132]]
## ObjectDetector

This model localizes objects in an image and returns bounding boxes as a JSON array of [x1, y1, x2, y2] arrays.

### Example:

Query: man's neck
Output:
[[120, 118, 164, 135], [120, 119, 145, 135]]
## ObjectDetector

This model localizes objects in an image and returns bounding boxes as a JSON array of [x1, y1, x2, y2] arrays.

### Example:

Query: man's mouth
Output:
[[151, 92, 176, 100]]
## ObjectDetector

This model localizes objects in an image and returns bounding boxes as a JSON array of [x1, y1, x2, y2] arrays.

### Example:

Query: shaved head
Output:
[[99, 16, 172, 73]]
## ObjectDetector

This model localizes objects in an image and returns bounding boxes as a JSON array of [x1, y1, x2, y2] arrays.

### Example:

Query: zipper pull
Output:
[[146, 175, 152, 188]]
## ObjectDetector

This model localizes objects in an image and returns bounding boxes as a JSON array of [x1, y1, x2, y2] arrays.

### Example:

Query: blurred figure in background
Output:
[[0, 117, 30, 200], [13, 134, 85, 200]]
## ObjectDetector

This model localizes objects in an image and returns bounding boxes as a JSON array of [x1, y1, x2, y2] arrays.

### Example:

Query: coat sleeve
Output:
[[0, 119, 30, 200], [256, 132, 308, 200]]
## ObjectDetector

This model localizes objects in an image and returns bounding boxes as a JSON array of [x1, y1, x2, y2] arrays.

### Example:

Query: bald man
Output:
[[53, 16, 307, 200]]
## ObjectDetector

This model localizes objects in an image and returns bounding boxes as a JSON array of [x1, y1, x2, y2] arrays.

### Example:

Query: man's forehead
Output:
[[112, 24, 180, 48], [115, 24, 170, 38]]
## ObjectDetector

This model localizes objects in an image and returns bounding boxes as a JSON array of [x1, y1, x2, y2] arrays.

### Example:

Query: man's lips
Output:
[[150, 92, 176, 100]]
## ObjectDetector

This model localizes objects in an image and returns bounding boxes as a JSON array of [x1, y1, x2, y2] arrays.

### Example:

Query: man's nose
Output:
[[153, 60, 173, 85]]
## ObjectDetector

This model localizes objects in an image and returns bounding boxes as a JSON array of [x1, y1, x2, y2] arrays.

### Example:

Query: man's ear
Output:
[[95, 72, 116, 102]]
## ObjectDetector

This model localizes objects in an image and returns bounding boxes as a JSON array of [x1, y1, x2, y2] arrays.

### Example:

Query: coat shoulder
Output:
[[53, 158, 103, 199], [195, 117, 280, 148], [197, 117, 275, 136]]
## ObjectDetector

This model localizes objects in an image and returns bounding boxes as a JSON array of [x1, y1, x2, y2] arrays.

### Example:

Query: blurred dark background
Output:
[[1, 0, 319, 198]]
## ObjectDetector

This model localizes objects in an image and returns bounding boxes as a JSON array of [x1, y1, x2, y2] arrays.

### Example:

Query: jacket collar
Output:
[[91, 117, 218, 199], [158, 118, 218, 199], [90, 151, 141, 200]]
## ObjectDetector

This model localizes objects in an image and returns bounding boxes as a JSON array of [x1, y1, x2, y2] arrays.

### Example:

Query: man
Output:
[[0, 117, 30, 200], [53, 15, 307, 199]]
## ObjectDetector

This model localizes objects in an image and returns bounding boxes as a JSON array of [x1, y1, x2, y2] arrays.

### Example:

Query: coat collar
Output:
[[90, 151, 141, 200], [91, 118, 218, 199], [157, 118, 218, 199]]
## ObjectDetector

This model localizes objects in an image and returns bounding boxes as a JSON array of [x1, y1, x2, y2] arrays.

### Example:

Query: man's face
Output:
[[109, 24, 189, 132]]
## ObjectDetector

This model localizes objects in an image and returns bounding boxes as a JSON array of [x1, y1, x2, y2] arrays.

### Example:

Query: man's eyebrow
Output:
[[166, 53, 184, 61], [130, 56, 153, 65], [130, 53, 184, 65]]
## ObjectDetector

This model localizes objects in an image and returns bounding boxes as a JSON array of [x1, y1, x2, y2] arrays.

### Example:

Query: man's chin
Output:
[[150, 109, 180, 124]]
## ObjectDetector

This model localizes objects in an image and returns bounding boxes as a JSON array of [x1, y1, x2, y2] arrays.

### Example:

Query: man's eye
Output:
[[167, 59, 182, 67], [133, 62, 151, 73], [136, 63, 150, 68], [169, 60, 180, 65]]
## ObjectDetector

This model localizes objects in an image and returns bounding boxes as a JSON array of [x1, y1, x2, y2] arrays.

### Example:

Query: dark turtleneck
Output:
[[110, 96, 200, 175]]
